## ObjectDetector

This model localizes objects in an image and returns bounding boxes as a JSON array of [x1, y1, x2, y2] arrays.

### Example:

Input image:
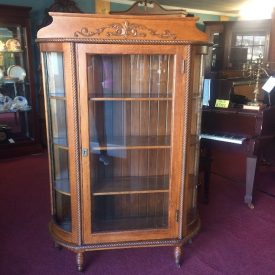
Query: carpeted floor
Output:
[[0, 152, 275, 275]]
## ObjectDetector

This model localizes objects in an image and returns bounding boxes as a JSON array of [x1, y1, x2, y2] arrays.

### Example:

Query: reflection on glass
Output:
[[92, 193, 168, 232], [252, 46, 265, 60], [44, 52, 65, 97], [53, 146, 70, 193], [54, 191, 72, 232], [254, 35, 265, 45], [87, 55, 173, 98], [235, 35, 242, 46], [50, 98, 67, 146], [88, 54, 173, 233], [242, 35, 253, 46]]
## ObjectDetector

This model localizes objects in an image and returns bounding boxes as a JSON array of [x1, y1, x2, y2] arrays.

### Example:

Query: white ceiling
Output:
[[157, 0, 248, 14], [112, 0, 264, 16]]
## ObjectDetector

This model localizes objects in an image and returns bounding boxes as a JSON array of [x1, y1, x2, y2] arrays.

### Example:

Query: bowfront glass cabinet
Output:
[[38, 11, 208, 272]]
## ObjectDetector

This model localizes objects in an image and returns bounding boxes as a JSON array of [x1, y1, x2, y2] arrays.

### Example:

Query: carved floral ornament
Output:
[[74, 20, 177, 39]]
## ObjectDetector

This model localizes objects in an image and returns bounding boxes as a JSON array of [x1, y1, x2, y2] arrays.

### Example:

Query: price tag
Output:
[[215, 99, 230, 108], [262, 76, 275, 93]]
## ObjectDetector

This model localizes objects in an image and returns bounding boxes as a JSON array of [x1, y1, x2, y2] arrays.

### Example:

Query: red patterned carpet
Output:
[[0, 152, 275, 274]]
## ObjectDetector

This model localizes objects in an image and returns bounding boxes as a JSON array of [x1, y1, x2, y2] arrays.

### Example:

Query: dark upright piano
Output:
[[200, 79, 275, 208]]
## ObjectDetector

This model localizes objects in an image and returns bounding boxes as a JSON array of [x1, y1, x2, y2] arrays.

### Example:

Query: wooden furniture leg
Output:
[[174, 246, 182, 268], [76, 252, 84, 272], [244, 156, 257, 209], [54, 242, 62, 250]]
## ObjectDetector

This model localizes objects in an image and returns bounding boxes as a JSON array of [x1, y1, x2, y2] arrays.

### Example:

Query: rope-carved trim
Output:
[[57, 239, 181, 251], [37, 38, 209, 46], [74, 20, 176, 39]]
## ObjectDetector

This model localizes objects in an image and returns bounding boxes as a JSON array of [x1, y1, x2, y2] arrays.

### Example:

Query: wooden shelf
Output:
[[93, 175, 169, 195], [91, 135, 171, 150], [54, 178, 70, 195], [53, 137, 68, 147], [49, 94, 66, 99], [55, 220, 72, 232], [89, 93, 172, 101], [0, 50, 24, 53], [92, 215, 168, 232]]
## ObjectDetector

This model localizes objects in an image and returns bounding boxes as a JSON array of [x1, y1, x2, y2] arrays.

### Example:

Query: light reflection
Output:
[[240, 0, 274, 19]]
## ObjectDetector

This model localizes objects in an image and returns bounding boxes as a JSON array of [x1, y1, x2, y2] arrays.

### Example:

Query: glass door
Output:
[[79, 45, 186, 243], [89, 54, 172, 233]]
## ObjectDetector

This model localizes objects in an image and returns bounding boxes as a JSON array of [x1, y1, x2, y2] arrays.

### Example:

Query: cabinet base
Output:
[[49, 218, 201, 271]]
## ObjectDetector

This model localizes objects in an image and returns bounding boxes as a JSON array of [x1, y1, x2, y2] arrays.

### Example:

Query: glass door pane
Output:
[[43, 52, 71, 232], [88, 54, 174, 233]]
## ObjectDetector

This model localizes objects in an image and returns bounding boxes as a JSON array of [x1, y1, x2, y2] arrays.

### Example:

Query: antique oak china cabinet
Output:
[[37, 1, 208, 271], [0, 5, 40, 158]]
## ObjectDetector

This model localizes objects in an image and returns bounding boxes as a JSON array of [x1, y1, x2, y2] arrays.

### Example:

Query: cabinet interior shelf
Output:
[[93, 175, 169, 196], [91, 135, 171, 150], [1, 79, 28, 85], [89, 93, 172, 101], [92, 215, 168, 232], [54, 179, 70, 195], [0, 50, 24, 53], [53, 138, 68, 147], [49, 95, 66, 100], [0, 108, 31, 114]]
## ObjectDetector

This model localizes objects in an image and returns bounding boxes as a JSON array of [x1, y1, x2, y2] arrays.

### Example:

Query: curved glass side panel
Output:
[[186, 50, 204, 226], [44, 52, 65, 97], [49, 98, 68, 146], [43, 52, 71, 232]]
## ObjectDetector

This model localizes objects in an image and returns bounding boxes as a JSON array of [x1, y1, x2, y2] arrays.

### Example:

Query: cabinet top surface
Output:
[[37, 12, 209, 44]]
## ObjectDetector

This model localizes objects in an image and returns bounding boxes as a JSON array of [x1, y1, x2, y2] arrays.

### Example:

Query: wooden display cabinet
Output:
[[0, 5, 41, 157], [37, 9, 208, 271]]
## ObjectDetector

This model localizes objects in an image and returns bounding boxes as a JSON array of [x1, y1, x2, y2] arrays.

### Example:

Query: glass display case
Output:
[[38, 10, 208, 272], [0, 5, 40, 157]]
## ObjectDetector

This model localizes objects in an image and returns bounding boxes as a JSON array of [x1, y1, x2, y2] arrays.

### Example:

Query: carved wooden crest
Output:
[[74, 20, 176, 39]]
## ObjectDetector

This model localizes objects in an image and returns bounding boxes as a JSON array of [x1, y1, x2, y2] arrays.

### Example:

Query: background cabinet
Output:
[[38, 11, 208, 271], [204, 20, 271, 76], [0, 5, 40, 158]]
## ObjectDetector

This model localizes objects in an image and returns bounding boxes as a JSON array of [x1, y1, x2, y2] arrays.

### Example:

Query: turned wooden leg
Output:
[[174, 246, 182, 268], [76, 252, 84, 272], [54, 242, 62, 250]]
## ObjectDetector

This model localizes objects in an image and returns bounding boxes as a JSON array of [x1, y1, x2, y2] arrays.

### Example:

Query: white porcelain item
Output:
[[7, 65, 26, 81], [0, 68, 3, 80], [11, 96, 28, 110]]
